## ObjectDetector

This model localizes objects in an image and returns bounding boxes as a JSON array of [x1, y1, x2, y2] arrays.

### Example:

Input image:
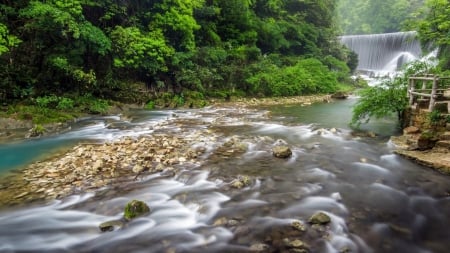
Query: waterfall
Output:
[[340, 31, 422, 76]]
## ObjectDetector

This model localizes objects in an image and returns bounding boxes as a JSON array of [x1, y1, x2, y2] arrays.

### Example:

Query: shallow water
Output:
[[0, 101, 449, 253]]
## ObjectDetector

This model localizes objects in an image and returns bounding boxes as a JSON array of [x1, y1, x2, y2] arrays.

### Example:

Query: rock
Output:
[[132, 164, 144, 174], [291, 220, 306, 231], [99, 220, 125, 232], [250, 243, 270, 252], [389, 224, 412, 237], [331, 92, 349, 99], [227, 219, 239, 226], [26, 125, 46, 138], [123, 200, 150, 220], [340, 246, 351, 253], [283, 238, 309, 251], [272, 146, 292, 158], [92, 160, 103, 171], [308, 211, 331, 225], [417, 132, 438, 150], [403, 126, 420, 135], [213, 217, 228, 226], [231, 180, 244, 189], [231, 175, 251, 189]]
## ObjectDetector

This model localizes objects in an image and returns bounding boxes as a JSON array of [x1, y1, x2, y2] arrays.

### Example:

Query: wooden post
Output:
[[428, 76, 438, 111], [421, 80, 426, 99], [409, 78, 415, 106]]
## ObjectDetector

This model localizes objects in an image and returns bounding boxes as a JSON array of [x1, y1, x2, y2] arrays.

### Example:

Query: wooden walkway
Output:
[[408, 75, 450, 112]]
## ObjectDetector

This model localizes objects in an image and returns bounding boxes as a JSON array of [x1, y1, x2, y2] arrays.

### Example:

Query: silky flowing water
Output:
[[1, 99, 449, 253]]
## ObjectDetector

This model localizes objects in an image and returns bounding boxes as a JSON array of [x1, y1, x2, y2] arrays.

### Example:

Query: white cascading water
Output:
[[340, 31, 422, 77]]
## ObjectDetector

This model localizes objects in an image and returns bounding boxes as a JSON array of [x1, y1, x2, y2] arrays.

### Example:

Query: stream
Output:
[[0, 98, 449, 253]]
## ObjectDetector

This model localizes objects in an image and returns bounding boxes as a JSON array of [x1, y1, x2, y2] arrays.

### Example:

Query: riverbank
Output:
[[390, 129, 450, 175], [0, 95, 330, 142]]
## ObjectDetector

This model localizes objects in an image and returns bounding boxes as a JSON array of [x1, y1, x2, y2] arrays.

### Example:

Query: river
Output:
[[0, 98, 449, 253]]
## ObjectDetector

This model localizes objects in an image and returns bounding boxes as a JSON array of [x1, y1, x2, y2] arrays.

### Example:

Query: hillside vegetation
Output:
[[0, 0, 356, 112]]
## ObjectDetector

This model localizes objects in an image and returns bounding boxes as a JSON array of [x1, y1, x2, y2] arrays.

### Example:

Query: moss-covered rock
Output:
[[124, 200, 150, 220], [231, 175, 251, 189]]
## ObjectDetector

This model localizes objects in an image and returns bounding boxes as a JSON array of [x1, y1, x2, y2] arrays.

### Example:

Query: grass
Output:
[[0, 104, 80, 124]]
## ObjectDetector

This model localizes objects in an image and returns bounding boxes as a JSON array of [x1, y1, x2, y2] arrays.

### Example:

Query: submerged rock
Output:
[[231, 175, 251, 189], [250, 243, 270, 252], [283, 238, 309, 252], [124, 200, 150, 220], [99, 220, 125, 232], [272, 145, 292, 158], [291, 220, 306, 232], [308, 211, 331, 225]]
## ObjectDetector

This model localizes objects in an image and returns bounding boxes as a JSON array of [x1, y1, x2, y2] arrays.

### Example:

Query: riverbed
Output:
[[0, 98, 449, 253]]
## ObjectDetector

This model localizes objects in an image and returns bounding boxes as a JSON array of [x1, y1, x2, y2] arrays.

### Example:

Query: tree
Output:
[[151, 0, 204, 51], [413, 0, 450, 69], [351, 61, 436, 127], [337, 0, 425, 35], [16, 1, 111, 94], [0, 23, 21, 55], [110, 26, 174, 75]]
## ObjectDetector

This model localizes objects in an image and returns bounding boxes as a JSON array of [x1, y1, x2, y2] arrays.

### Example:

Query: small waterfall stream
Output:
[[340, 31, 422, 76]]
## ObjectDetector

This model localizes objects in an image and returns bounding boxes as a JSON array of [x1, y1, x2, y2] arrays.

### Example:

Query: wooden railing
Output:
[[408, 75, 450, 111]]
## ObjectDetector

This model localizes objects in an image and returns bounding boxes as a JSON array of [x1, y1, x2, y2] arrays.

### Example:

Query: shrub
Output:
[[246, 58, 339, 96], [36, 95, 59, 108], [56, 97, 74, 110], [89, 99, 109, 114], [145, 100, 155, 109]]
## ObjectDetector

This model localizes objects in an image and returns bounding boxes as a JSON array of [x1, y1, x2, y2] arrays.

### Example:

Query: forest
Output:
[[0, 0, 449, 122], [337, 0, 425, 35], [0, 0, 355, 111]]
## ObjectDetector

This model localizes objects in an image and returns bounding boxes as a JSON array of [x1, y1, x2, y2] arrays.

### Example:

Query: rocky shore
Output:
[[0, 133, 198, 206], [390, 125, 450, 175], [0, 95, 332, 207]]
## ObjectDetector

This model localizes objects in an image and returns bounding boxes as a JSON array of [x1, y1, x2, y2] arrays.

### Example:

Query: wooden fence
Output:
[[408, 75, 450, 112]]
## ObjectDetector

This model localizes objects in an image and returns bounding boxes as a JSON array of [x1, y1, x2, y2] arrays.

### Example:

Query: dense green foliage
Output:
[[337, 0, 424, 35], [407, 0, 450, 69], [0, 0, 355, 111]]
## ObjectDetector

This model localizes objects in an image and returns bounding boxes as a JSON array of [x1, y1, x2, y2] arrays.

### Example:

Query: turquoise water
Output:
[[0, 138, 75, 172], [0, 112, 169, 173], [265, 97, 400, 137]]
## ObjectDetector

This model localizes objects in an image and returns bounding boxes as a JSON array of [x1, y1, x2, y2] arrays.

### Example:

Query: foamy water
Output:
[[1, 103, 449, 253]]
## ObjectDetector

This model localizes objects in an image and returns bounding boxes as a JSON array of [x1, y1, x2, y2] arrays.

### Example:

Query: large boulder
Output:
[[124, 200, 150, 220], [272, 145, 292, 158]]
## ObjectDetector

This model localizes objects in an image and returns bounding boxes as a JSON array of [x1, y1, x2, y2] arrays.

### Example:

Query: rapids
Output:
[[0, 99, 449, 253]]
